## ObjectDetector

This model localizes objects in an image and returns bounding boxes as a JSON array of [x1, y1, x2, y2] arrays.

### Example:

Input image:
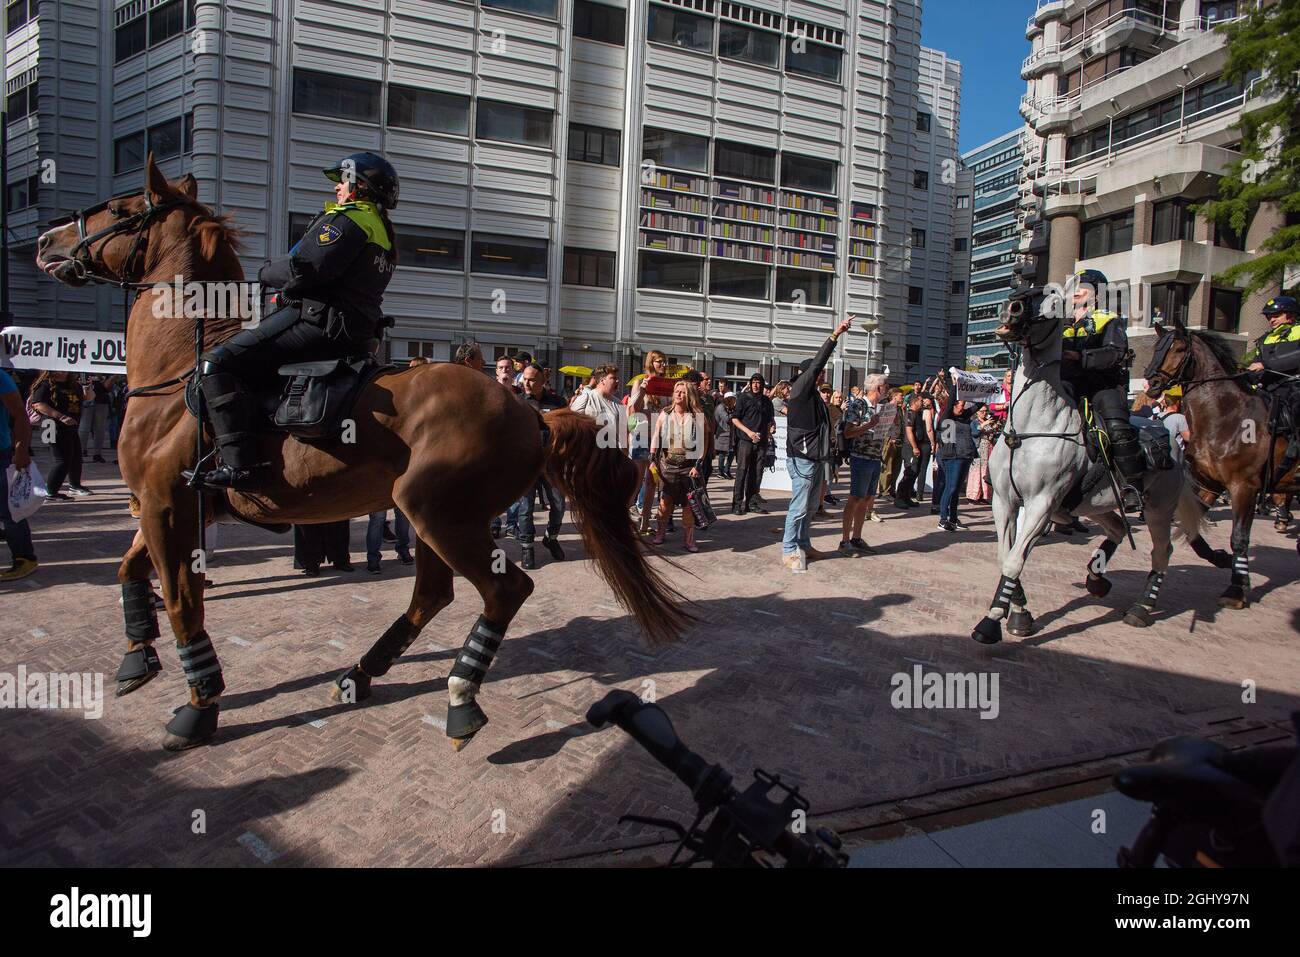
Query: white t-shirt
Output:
[[570, 389, 622, 430]]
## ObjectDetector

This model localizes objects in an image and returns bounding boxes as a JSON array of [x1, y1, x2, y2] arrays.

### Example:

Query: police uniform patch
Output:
[[318, 223, 343, 245]]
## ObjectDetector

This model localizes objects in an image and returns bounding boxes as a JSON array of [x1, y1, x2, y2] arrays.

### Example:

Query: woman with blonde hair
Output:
[[650, 379, 705, 552]]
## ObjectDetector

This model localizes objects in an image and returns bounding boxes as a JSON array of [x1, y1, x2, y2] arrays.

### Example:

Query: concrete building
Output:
[[4, 0, 969, 391], [1018, 0, 1287, 377], [962, 128, 1022, 373]]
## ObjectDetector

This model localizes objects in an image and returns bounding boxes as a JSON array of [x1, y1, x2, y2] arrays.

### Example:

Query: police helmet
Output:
[[323, 152, 400, 209], [1262, 295, 1298, 317]]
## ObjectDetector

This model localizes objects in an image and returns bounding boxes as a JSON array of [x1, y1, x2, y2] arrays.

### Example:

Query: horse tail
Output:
[[1176, 476, 1232, 569], [541, 409, 694, 645]]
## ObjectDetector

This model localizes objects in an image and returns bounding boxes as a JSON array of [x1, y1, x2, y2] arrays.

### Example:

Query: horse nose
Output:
[[37, 231, 49, 254]]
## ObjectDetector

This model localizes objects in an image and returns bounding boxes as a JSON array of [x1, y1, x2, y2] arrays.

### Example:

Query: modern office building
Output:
[[1018, 0, 1287, 377], [961, 128, 1022, 373], [4, 0, 969, 390]]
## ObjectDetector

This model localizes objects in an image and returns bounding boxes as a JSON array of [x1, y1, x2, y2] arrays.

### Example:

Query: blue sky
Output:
[[921, 0, 1032, 154]]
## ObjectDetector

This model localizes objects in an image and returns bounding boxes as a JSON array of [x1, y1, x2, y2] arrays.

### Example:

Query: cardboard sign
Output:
[[951, 367, 1001, 404]]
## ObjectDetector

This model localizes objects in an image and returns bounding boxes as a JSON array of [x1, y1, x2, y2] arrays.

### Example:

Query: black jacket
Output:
[[1062, 309, 1129, 392], [786, 334, 839, 461], [260, 201, 396, 338], [733, 388, 774, 441]]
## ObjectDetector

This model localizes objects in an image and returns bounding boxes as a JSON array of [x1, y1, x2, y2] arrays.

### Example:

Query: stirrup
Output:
[[1121, 484, 1143, 512], [183, 463, 267, 492]]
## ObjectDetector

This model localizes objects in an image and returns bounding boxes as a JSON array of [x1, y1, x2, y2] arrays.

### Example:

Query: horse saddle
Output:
[[186, 354, 395, 441]]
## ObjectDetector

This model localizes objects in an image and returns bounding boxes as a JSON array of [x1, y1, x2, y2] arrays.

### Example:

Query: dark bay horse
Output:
[[1143, 318, 1299, 608], [35, 155, 690, 751]]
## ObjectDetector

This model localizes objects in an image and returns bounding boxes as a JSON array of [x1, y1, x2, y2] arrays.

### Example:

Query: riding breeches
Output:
[[1073, 383, 1144, 479]]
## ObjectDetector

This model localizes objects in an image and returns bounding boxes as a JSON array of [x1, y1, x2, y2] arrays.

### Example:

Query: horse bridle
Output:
[[1144, 324, 1252, 396], [48, 190, 188, 290]]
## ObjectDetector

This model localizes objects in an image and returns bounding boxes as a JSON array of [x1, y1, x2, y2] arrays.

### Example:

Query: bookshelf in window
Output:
[[849, 240, 876, 259], [847, 258, 878, 277], [779, 189, 839, 216], [712, 221, 774, 244], [712, 178, 776, 206], [639, 231, 706, 255], [641, 189, 708, 215], [778, 230, 836, 253], [711, 240, 774, 264], [851, 202, 877, 222], [779, 211, 837, 234], [778, 249, 834, 270], [643, 169, 709, 195], [640, 210, 708, 235], [713, 201, 776, 225]]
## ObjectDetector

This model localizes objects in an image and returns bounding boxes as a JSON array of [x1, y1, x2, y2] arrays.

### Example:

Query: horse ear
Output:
[[177, 173, 198, 200], [144, 152, 171, 203]]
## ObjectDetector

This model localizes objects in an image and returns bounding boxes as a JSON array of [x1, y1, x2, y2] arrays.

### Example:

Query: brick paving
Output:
[[1, 461, 1297, 866]]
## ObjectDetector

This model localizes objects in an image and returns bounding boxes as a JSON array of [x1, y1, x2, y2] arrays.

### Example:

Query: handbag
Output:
[[685, 475, 716, 530]]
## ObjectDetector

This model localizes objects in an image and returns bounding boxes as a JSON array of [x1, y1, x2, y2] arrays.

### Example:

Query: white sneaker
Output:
[[867, 512, 884, 523], [781, 549, 807, 574]]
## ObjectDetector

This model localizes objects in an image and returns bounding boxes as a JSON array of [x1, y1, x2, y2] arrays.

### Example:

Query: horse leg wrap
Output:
[[1088, 539, 1119, 577], [988, 575, 1019, 621], [359, 616, 420, 678], [1189, 535, 1232, 569], [1139, 571, 1164, 609], [122, 580, 161, 644], [176, 632, 225, 701], [446, 617, 505, 740]]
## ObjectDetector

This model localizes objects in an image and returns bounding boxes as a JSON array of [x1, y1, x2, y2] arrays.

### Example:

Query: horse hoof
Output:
[[447, 699, 488, 745], [1216, 595, 1247, 610], [1086, 573, 1112, 598], [971, 617, 1003, 645], [161, 703, 219, 752], [330, 666, 371, 703], [1123, 606, 1153, 628], [450, 734, 477, 753], [114, 645, 162, 697], [1007, 611, 1035, 637]]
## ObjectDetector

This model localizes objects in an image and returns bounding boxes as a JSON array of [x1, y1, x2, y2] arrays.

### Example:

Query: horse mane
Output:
[[1190, 330, 1250, 392], [185, 202, 242, 260]]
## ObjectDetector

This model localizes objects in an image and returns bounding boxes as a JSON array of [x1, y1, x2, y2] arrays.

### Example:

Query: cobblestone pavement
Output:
[[2, 462, 1297, 866]]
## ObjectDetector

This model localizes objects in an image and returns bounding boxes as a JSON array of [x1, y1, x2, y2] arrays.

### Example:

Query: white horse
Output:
[[971, 287, 1229, 645]]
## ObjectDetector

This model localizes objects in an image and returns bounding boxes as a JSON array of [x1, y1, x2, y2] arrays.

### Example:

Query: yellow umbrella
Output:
[[627, 372, 648, 386], [559, 365, 592, 377]]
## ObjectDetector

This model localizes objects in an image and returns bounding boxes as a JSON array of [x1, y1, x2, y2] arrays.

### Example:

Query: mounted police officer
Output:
[[189, 152, 400, 491], [1059, 268, 1144, 500], [1243, 295, 1300, 387]]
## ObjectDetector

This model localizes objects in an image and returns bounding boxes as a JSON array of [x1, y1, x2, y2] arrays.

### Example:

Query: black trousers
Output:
[[899, 443, 931, 501], [732, 438, 762, 508], [294, 521, 352, 570], [205, 304, 349, 378], [45, 422, 83, 494]]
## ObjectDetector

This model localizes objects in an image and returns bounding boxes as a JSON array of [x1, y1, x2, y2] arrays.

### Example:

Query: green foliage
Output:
[[1197, 0, 1300, 294]]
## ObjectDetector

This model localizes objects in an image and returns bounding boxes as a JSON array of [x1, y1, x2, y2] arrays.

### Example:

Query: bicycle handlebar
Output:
[[585, 690, 717, 798]]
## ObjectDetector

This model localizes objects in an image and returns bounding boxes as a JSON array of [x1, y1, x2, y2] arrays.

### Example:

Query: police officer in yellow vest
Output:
[[1243, 296, 1300, 387], [1060, 268, 1145, 489], [190, 152, 400, 491]]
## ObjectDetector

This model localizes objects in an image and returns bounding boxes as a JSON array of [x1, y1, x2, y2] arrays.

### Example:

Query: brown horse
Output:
[[35, 155, 689, 751], [1143, 318, 1299, 608]]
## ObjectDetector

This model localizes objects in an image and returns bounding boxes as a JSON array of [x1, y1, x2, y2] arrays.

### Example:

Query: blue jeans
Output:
[[783, 455, 820, 556], [939, 458, 972, 524], [366, 508, 410, 565], [1, 449, 37, 562], [517, 481, 565, 543]]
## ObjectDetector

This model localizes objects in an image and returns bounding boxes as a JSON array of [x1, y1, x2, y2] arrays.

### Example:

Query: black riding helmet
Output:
[[323, 152, 400, 209], [1262, 295, 1298, 317]]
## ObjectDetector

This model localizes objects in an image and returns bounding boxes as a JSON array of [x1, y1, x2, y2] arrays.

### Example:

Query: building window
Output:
[[785, 36, 841, 83], [905, 343, 921, 363], [6, 0, 34, 35], [953, 237, 968, 252], [292, 69, 381, 124], [563, 247, 616, 287], [718, 21, 780, 68], [288, 212, 314, 250], [776, 269, 832, 306], [5, 77, 36, 121], [148, 0, 185, 45], [639, 251, 703, 292], [1214, 219, 1246, 250], [1150, 281, 1192, 326], [574, 0, 625, 44], [481, 0, 558, 18], [911, 228, 926, 248], [114, 131, 146, 174], [114, 0, 194, 63], [724, 360, 747, 377], [715, 140, 776, 183], [710, 260, 770, 300], [951, 281, 965, 295], [916, 111, 931, 132], [949, 323, 963, 336], [471, 234, 549, 278], [397, 226, 466, 271], [1209, 288, 1241, 333], [5, 173, 38, 211], [956, 194, 969, 209], [387, 86, 470, 136], [1081, 209, 1134, 257], [1151, 199, 1196, 244], [642, 127, 708, 173], [780, 153, 836, 193], [568, 123, 621, 166], [647, 5, 713, 54], [114, 15, 148, 62], [475, 100, 553, 148], [908, 285, 923, 305], [913, 169, 929, 190]]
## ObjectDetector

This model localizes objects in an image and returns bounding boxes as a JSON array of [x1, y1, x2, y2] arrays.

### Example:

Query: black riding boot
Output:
[[1105, 417, 1146, 510], [185, 367, 268, 491]]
